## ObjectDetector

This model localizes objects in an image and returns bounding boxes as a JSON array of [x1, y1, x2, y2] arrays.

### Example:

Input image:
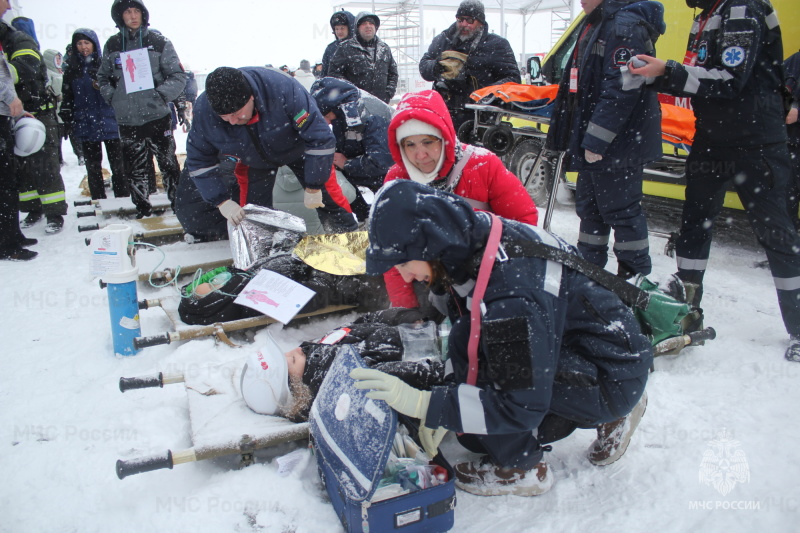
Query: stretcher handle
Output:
[[688, 327, 716, 345], [133, 333, 172, 349], [78, 223, 100, 233], [73, 199, 93, 207], [116, 451, 173, 480], [76, 210, 97, 218], [119, 372, 184, 392]]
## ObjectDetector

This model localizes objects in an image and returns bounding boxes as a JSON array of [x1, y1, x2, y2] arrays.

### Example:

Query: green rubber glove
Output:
[[350, 368, 431, 420]]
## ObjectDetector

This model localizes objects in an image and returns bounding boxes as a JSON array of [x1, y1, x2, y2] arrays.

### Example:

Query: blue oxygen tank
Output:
[[90, 224, 140, 356]]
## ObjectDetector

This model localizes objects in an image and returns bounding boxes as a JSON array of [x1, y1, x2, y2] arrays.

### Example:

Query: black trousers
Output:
[[83, 138, 128, 199], [17, 109, 67, 215], [0, 115, 25, 251], [118, 115, 181, 211], [676, 143, 800, 337]]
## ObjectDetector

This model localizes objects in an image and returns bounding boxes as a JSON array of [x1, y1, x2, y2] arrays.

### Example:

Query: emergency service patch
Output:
[[697, 41, 708, 65], [613, 47, 633, 68], [722, 46, 745, 67], [294, 109, 310, 128]]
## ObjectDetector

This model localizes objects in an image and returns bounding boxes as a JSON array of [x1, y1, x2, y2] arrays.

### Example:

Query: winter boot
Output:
[[785, 336, 800, 362], [19, 236, 37, 247], [454, 455, 554, 497], [0, 247, 38, 261], [45, 215, 64, 234], [20, 211, 43, 228], [588, 391, 648, 466]]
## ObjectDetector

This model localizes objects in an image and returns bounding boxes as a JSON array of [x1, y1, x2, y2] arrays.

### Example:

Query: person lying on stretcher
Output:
[[239, 308, 448, 423]]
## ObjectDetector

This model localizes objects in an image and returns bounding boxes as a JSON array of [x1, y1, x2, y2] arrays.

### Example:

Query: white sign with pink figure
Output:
[[233, 270, 316, 324], [120, 48, 155, 93]]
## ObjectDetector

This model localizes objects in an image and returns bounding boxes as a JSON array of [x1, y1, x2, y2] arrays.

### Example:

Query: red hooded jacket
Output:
[[383, 90, 538, 308]]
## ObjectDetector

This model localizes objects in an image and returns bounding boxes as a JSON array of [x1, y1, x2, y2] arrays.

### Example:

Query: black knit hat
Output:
[[456, 0, 486, 24], [205, 67, 253, 115]]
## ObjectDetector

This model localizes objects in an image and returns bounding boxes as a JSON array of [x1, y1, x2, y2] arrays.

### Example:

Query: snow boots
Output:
[[785, 336, 800, 362], [454, 456, 554, 497], [588, 391, 648, 466], [45, 215, 63, 234], [20, 210, 42, 228]]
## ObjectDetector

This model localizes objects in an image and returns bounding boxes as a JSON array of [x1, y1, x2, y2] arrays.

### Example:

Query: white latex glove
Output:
[[218, 199, 245, 225], [585, 150, 603, 163], [350, 368, 431, 420], [419, 425, 448, 458], [304, 188, 325, 209]]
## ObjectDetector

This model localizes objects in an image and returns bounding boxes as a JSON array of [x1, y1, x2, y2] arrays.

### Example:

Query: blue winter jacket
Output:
[[310, 77, 393, 188], [546, 0, 666, 171], [60, 28, 120, 143], [187, 66, 336, 207], [367, 181, 653, 439]]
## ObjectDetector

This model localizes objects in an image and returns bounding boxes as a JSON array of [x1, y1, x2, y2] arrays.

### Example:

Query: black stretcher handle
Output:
[[119, 373, 164, 393], [688, 327, 716, 345], [73, 199, 93, 206], [76, 210, 97, 218], [78, 223, 100, 233], [133, 333, 171, 349], [116, 451, 173, 480]]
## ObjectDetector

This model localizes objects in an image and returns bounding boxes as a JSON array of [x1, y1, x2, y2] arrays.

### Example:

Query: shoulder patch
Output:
[[697, 41, 708, 65], [722, 46, 745, 67], [294, 109, 310, 128], [613, 47, 633, 68]]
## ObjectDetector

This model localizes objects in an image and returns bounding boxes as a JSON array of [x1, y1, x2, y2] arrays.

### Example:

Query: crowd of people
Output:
[[2, 0, 799, 502]]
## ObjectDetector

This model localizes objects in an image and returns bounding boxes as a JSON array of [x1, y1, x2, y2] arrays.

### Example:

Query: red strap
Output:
[[235, 162, 249, 205], [466, 213, 503, 386]]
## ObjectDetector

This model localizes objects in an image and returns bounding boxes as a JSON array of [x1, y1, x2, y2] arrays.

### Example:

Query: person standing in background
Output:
[[97, 0, 186, 218]]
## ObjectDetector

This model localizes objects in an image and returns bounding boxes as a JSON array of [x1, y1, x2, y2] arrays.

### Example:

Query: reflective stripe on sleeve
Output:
[[305, 147, 336, 156], [39, 191, 65, 205], [765, 11, 779, 29], [586, 122, 616, 143], [457, 384, 488, 435], [188, 164, 218, 178], [682, 65, 734, 95]]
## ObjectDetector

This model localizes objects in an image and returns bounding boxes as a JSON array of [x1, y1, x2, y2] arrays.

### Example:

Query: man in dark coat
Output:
[[186, 66, 357, 233], [320, 10, 354, 78], [546, 0, 665, 278], [0, 18, 68, 234], [418, 0, 520, 130], [632, 0, 800, 362], [328, 12, 398, 104], [310, 77, 393, 221], [97, 0, 186, 217]]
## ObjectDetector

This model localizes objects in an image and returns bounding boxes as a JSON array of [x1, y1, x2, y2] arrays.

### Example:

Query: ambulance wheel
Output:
[[482, 125, 515, 156], [457, 120, 480, 144], [507, 138, 554, 206]]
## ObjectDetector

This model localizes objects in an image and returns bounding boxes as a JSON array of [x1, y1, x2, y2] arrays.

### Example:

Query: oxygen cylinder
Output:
[[90, 224, 140, 356]]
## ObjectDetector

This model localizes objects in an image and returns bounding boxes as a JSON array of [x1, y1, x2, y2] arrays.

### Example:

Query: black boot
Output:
[[786, 336, 800, 362], [45, 215, 64, 234], [20, 211, 43, 228]]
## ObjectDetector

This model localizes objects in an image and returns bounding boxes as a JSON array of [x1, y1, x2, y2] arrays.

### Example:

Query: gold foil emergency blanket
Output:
[[293, 231, 369, 276]]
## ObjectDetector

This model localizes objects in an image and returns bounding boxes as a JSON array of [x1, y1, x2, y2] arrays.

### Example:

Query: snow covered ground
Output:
[[2, 131, 799, 532]]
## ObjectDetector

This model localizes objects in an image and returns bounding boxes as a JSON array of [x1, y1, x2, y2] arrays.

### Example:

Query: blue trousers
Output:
[[575, 166, 651, 276], [676, 143, 800, 337]]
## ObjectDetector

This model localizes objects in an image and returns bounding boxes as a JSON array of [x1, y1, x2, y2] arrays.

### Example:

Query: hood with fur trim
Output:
[[388, 90, 457, 181]]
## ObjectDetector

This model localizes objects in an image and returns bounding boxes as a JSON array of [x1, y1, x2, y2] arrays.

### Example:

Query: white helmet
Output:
[[13, 116, 46, 157], [240, 333, 293, 415]]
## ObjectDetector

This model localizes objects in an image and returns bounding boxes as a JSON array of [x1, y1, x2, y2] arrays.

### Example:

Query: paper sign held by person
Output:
[[234, 270, 316, 324], [121, 48, 155, 93]]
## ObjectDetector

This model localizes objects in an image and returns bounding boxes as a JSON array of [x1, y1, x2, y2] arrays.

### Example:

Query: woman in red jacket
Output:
[[382, 90, 539, 308]]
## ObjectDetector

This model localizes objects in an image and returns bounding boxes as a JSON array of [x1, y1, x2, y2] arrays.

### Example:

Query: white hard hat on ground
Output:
[[240, 332, 293, 415], [13, 116, 46, 157]]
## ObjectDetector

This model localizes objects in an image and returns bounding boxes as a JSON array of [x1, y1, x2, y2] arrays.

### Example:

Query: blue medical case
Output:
[[309, 345, 456, 532]]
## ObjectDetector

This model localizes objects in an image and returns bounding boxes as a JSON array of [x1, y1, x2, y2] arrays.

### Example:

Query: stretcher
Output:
[[134, 296, 355, 350], [116, 358, 309, 479], [464, 83, 699, 244], [73, 192, 173, 219]]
